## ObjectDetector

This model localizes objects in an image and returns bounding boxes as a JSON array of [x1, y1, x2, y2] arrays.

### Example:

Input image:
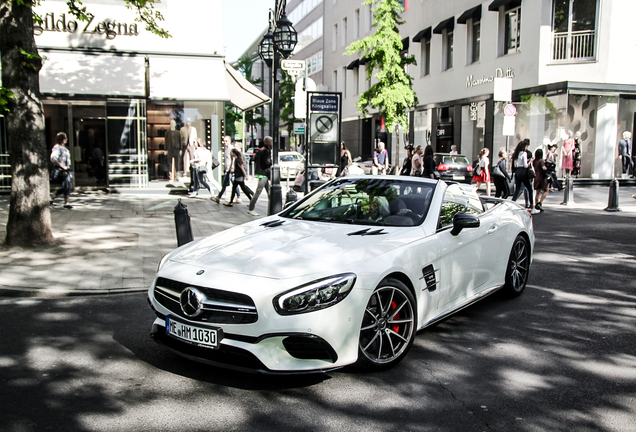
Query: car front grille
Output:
[[154, 277, 258, 324]]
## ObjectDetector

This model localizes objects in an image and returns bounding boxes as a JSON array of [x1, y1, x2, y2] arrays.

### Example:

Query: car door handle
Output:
[[487, 224, 498, 234]]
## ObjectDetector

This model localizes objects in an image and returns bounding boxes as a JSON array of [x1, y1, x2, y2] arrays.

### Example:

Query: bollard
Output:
[[174, 199, 193, 246], [604, 178, 621, 212], [285, 176, 297, 208], [560, 175, 574, 205]]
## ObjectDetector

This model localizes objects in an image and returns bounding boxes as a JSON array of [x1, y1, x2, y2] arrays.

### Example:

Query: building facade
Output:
[[241, 0, 636, 180], [0, 0, 267, 191]]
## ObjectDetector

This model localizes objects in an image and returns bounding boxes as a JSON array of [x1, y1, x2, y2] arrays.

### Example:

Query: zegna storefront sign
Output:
[[34, 13, 140, 40], [466, 68, 515, 88]]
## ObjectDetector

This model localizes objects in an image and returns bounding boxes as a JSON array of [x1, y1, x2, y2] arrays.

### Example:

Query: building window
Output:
[[343, 67, 347, 97], [294, 17, 323, 53], [503, 6, 521, 55], [333, 70, 338, 92], [443, 29, 454, 71], [342, 17, 348, 47], [469, 19, 480, 64], [552, 0, 597, 61], [289, 0, 324, 26], [353, 67, 359, 95], [421, 37, 430, 77], [306, 50, 323, 76], [366, 4, 373, 32], [354, 9, 360, 39], [333, 23, 338, 51]]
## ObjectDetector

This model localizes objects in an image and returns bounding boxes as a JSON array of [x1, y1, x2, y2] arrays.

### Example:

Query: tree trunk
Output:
[[1, 0, 54, 246]]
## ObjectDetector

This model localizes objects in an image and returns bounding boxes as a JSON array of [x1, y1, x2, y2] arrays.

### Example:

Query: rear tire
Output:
[[502, 235, 530, 298], [357, 278, 417, 371]]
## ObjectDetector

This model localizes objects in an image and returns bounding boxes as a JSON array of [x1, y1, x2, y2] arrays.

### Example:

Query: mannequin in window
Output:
[[165, 120, 181, 179], [572, 131, 582, 177], [181, 118, 197, 184], [618, 131, 634, 177], [561, 130, 575, 177]]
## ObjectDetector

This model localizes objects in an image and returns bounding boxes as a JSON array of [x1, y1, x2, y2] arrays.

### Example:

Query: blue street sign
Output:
[[310, 95, 339, 112]]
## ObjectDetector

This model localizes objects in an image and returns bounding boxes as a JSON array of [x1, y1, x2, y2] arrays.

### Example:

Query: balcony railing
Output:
[[552, 30, 596, 62]]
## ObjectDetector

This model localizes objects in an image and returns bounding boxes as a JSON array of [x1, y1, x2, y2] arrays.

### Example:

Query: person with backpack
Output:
[[247, 136, 273, 216]]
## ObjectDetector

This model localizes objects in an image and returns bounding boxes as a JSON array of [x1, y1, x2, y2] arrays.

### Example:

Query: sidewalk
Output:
[[0, 177, 287, 298], [0, 180, 634, 298]]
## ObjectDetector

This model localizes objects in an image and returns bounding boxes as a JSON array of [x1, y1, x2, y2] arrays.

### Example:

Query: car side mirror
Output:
[[450, 213, 480, 236]]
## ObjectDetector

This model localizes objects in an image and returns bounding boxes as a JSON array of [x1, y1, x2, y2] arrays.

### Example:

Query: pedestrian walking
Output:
[[337, 141, 353, 177], [400, 145, 414, 176], [492, 148, 512, 198], [533, 148, 549, 212], [224, 148, 253, 207], [511, 141, 538, 213], [472, 148, 491, 196], [372, 142, 389, 175], [410, 145, 423, 176], [211, 135, 240, 203], [247, 136, 273, 216], [188, 138, 212, 197], [50, 132, 73, 209], [422, 145, 437, 180]]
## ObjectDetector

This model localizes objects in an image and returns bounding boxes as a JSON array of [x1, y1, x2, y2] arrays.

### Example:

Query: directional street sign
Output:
[[281, 60, 306, 71]]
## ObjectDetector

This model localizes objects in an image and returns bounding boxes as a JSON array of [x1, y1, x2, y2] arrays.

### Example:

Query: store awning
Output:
[[39, 51, 146, 96], [457, 5, 482, 24], [224, 62, 271, 110], [433, 17, 455, 34], [149, 56, 230, 101], [488, 0, 522, 11], [401, 37, 410, 52], [413, 27, 432, 42]]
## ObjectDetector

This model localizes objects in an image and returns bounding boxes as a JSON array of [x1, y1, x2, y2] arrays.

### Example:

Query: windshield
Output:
[[437, 155, 470, 165], [280, 154, 303, 162], [281, 178, 435, 226]]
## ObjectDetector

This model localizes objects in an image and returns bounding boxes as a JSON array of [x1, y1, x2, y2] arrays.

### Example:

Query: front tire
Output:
[[502, 235, 530, 297], [357, 278, 417, 370]]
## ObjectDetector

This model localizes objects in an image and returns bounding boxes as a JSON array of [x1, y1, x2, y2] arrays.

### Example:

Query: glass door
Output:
[[106, 99, 147, 187], [71, 104, 107, 187]]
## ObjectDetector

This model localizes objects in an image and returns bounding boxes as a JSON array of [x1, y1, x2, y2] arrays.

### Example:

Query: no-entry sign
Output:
[[504, 103, 517, 116]]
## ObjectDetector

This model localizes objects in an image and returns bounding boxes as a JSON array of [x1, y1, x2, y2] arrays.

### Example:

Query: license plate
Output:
[[453, 175, 465, 180], [166, 317, 221, 349]]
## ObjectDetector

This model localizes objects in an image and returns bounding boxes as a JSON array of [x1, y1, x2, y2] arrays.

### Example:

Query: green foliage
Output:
[[344, 0, 417, 131], [279, 70, 295, 135], [18, 48, 46, 70], [0, 87, 15, 113], [235, 55, 267, 141], [224, 102, 241, 139]]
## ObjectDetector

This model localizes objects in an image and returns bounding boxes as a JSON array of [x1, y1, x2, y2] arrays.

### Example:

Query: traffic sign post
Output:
[[303, 92, 342, 191]]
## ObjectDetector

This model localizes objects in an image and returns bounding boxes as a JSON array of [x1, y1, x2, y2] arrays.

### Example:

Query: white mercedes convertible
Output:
[[148, 176, 534, 373]]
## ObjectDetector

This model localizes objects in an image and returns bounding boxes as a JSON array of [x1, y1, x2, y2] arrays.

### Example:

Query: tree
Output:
[[235, 55, 267, 146], [0, 0, 169, 247], [344, 0, 417, 133]]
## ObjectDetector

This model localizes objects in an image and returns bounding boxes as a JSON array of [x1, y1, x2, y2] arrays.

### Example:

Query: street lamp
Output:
[[260, 1, 297, 215]]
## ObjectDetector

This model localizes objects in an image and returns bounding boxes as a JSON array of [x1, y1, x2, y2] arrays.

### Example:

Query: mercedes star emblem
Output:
[[180, 287, 204, 317]]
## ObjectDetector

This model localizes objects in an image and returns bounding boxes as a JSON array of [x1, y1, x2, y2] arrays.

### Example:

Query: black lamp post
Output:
[[259, 2, 297, 215]]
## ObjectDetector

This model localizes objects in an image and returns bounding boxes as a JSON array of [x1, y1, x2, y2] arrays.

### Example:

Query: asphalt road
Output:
[[0, 207, 634, 432]]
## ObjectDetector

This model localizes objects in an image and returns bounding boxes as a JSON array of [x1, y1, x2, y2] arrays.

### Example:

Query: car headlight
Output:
[[274, 273, 356, 315], [157, 253, 170, 272]]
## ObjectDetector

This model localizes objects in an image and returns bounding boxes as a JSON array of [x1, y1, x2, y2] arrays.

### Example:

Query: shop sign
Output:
[[466, 67, 515, 88], [34, 13, 139, 40], [436, 125, 453, 138], [503, 116, 516, 136], [469, 103, 478, 121]]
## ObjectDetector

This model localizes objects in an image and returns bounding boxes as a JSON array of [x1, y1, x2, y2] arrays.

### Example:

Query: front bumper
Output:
[[147, 276, 367, 373]]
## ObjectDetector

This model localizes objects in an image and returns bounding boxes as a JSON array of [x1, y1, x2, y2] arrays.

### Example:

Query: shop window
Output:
[[443, 29, 454, 71], [552, 0, 597, 61]]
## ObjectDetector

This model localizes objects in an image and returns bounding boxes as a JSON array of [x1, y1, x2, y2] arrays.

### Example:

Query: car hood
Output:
[[166, 218, 416, 279]]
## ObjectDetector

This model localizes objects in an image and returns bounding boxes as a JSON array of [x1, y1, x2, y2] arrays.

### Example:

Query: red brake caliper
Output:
[[391, 301, 400, 333]]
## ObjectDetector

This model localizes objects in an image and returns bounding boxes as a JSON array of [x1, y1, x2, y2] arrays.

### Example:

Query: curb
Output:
[[0, 286, 148, 299]]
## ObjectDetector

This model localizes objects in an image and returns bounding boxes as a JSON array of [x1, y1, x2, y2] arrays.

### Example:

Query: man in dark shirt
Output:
[[247, 136, 273, 216]]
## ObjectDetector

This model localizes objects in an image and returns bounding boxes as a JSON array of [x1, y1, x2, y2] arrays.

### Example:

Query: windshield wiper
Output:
[[261, 220, 285, 228]]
